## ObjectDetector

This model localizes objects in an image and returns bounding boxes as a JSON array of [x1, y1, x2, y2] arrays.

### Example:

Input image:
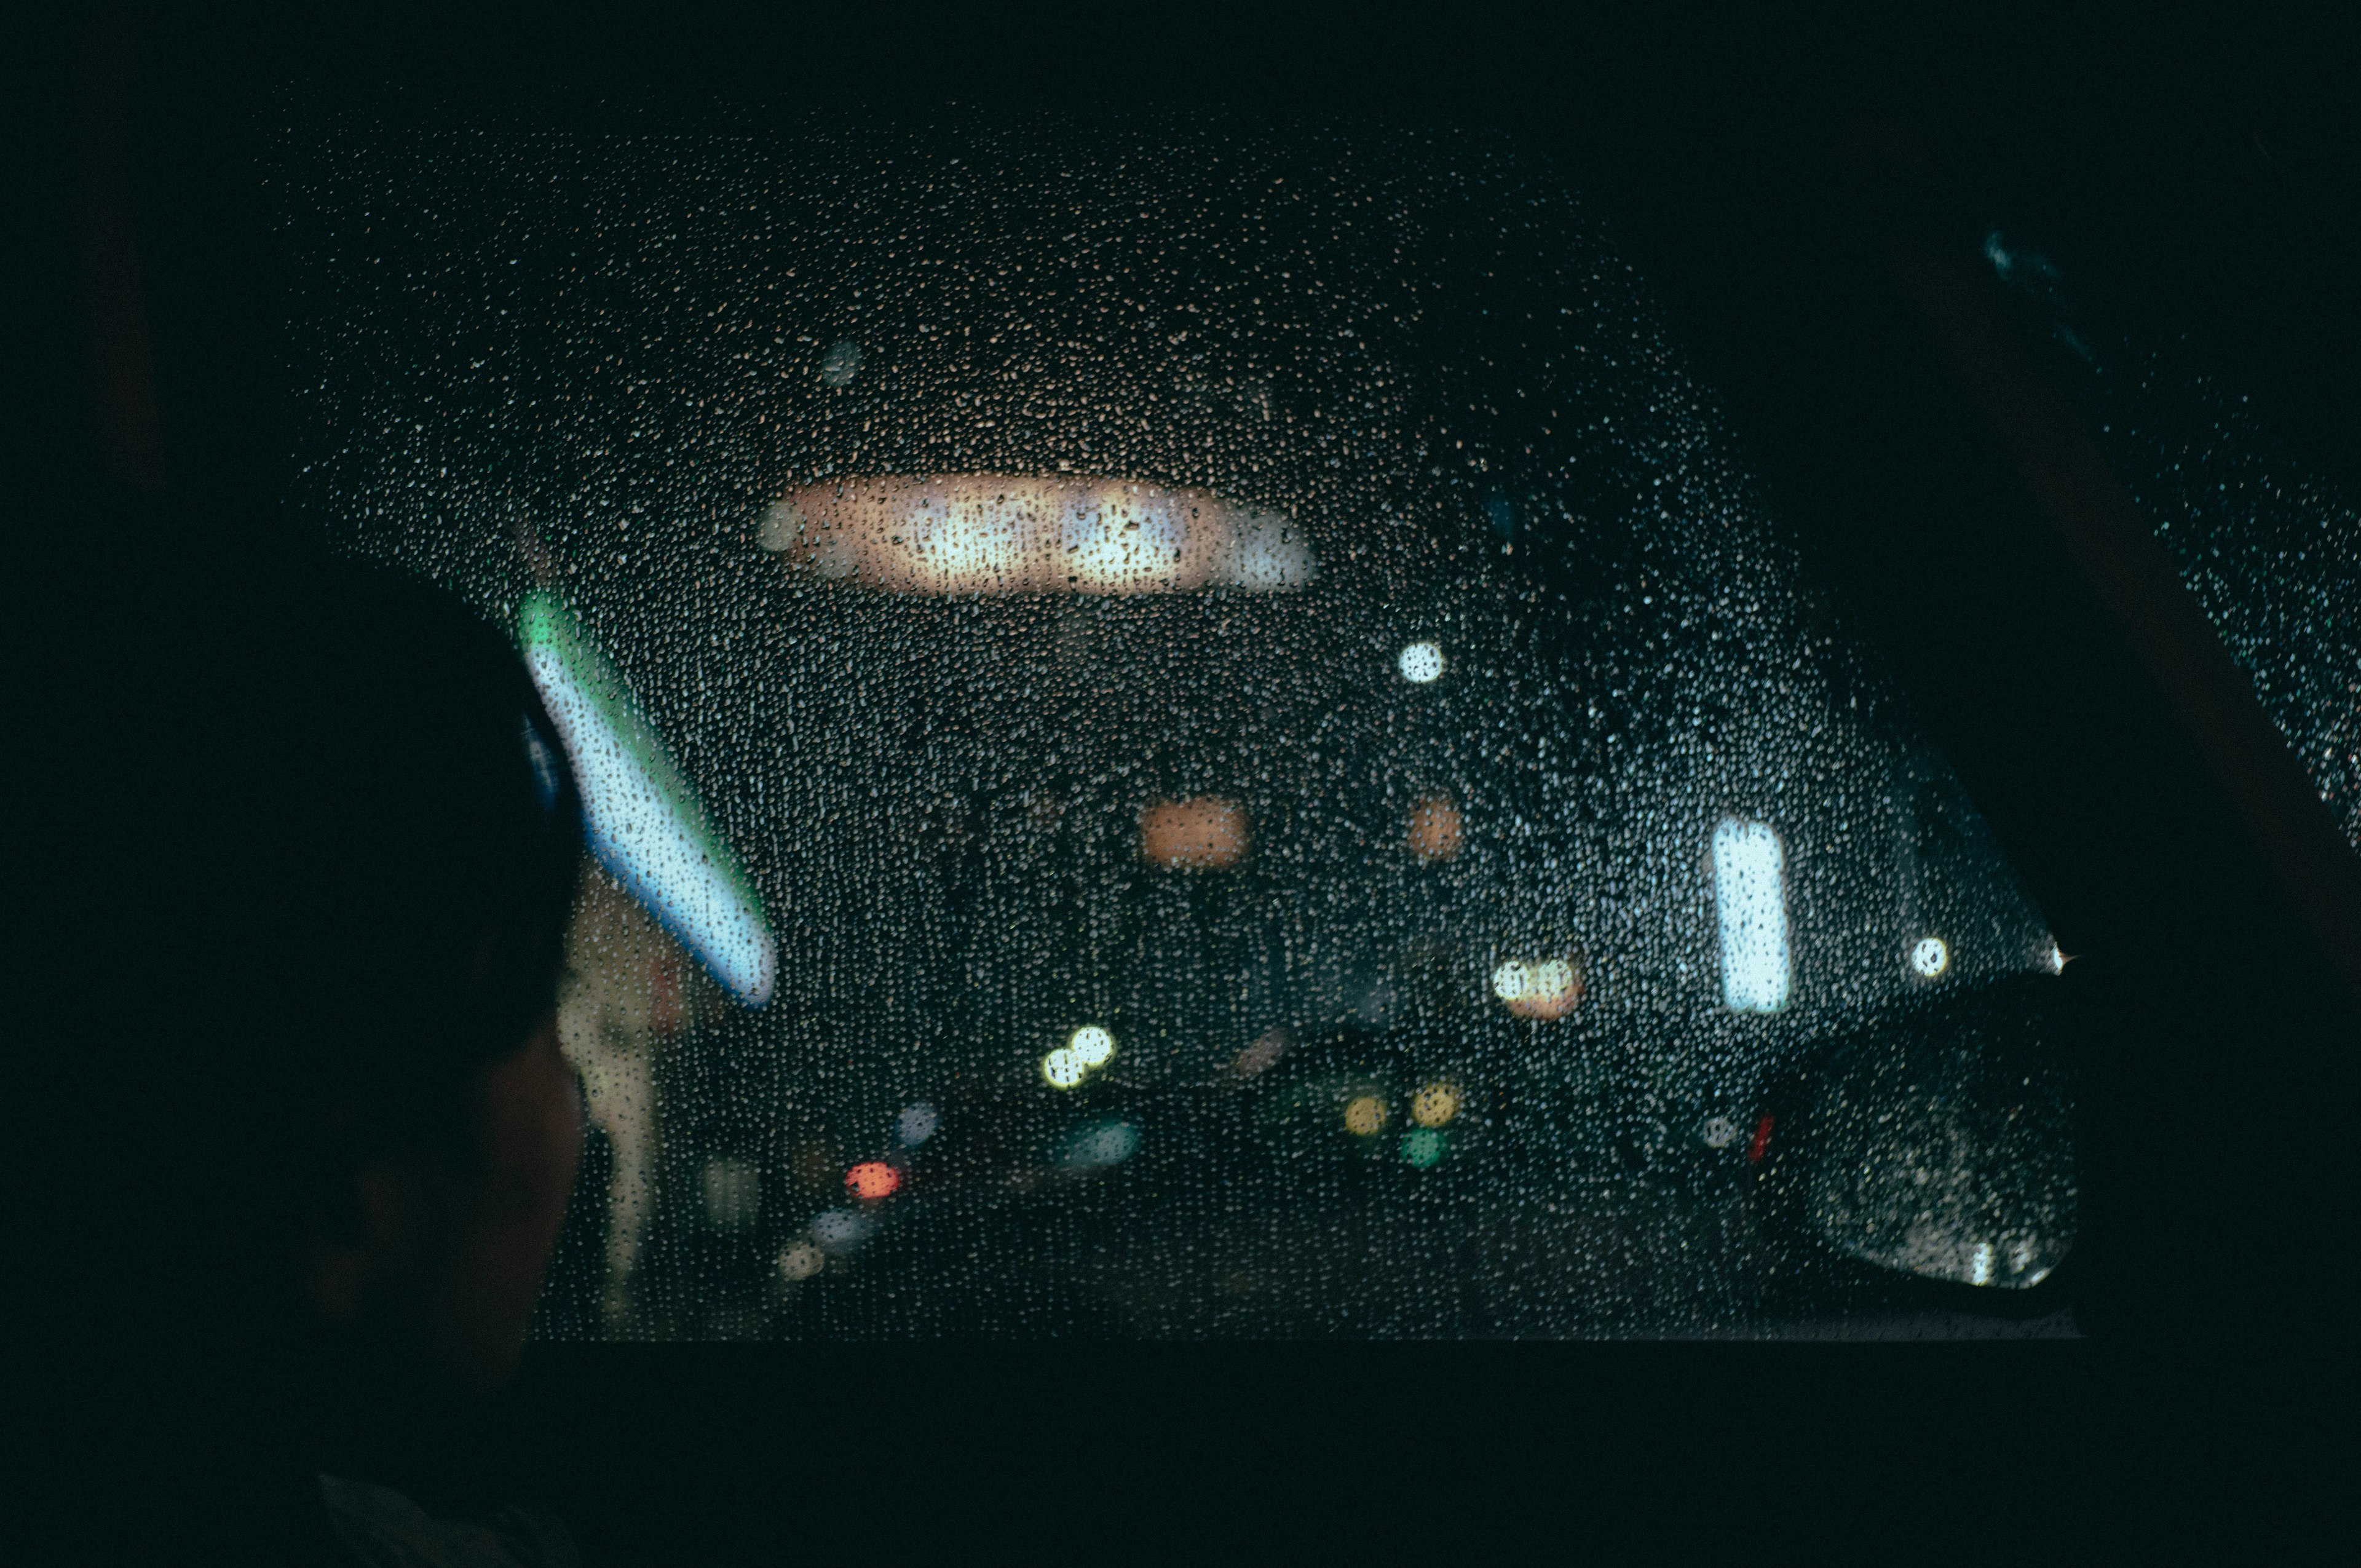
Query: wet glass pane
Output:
[[280, 113, 2077, 1337], [1987, 230, 2361, 850]]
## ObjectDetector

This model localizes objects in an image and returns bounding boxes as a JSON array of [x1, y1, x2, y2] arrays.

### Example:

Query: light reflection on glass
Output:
[[1140, 797, 1247, 869], [1409, 1083, 1461, 1128], [845, 1161, 901, 1200], [761, 476, 1315, 595], [1712, 817, 1791, 1014], [520, 590, 778, 1005], [1406, 794, 1463, 863], [1055, 1118, 1141, 1171], [1909, 936, 1951, 979], [1397, 641, 1445, 684], [1491, 957, 1582, 1021], [1342, 1095, 1388, 1136], [1067, 1025, 1116, 1068]]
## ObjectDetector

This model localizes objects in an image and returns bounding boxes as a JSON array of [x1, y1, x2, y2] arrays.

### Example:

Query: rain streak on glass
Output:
[[283, 113, 2079, 1338]]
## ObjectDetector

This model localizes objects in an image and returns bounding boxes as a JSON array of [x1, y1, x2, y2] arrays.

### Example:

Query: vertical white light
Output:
[[1712, 817, 1791, 1013]]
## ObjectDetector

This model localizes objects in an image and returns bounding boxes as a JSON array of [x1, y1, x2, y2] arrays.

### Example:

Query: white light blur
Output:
[[896, 1103, 939, 1147], [810, 1208, 875, 1254], [1491, 960, 1532, 1002], [1910, 936, 1950, 978], [778, 1242, 825, 1281], [1712, 817, 1791, 1014], [1068, 1025, 1115, 1068], [1969, 1242, 1995, 1286], [2046, 941, 2067, 975], [1701, 1115, 1740, 1149], [524, 641, 778, 1006], [1040, 1047, 1089, 1090], [764, 477, 1315, 595], [1398, 641, 1445, 684]]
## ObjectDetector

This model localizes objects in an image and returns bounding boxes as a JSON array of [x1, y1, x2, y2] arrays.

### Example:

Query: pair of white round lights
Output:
[[1041, 1025, 1117, 1090]]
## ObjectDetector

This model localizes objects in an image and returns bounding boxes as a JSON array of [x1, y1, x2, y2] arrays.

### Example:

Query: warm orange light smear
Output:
[[845, 1162, 901, 1200], [1140, 796, 1248, 869], [1407, 794, 1463, 862]]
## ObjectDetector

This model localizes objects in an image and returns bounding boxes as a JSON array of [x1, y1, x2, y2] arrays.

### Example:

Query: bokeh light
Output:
[[896, 1102, 939, 1147], [778, 1242, 825, 1281], [702, 1157, 761, 1231], [846, 1161, 902, 1200], [1410, 1083, 1461, 1128], [1713, 817, 1792, 1013], [1343, 1095, 1388, 1136], [1406, 794, 1463, 863], [1400, 1128, 1447, 1168], [1040, 1047, 1089, 1090], [1068, 1025, 1116, 1068], [762, 476, 1316, 595], [810, 1208, 876, 1254], [1491, 956, 1583, 1020], [1397, 641, 1445, 684], [1910, 936, 1951, 978], [1056, 1118, 1141, 1171], [1140, 797, 1247, 869], [1235, 1028, 1291, 1077]]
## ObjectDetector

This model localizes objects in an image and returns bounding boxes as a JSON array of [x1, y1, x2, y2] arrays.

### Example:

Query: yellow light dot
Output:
[[1343, 1095, 1388, 1136], [1410, 1083, 1461, 1128], [1041, 1047, 1088, 1089]]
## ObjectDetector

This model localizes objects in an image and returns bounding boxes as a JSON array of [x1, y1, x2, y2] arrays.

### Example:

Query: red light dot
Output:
[[1747, 1114, 1776, 1165], [846, 1162, 901, 1200]]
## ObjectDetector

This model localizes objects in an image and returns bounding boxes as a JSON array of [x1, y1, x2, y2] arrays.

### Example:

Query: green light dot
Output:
[[1401, 1128, 1447, 1168]]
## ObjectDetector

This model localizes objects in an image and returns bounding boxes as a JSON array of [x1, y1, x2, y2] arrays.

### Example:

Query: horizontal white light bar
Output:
[[759, 476, 1317, 595]]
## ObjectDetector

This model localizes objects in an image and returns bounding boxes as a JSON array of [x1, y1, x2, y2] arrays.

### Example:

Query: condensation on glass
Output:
[[277, 116, 2078, 1338]]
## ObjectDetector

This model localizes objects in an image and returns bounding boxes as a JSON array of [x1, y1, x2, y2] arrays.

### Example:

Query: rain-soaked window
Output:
[[278, 111, 2078, 1338]]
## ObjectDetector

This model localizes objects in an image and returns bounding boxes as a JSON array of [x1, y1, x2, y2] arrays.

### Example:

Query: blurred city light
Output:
[[1235, 1028, 1291, 1077], [1491, 957, 1582, 1020], [1040, 1047, 1090, 1090], [1397, 641, 1445, 684], [520, 590, 777, 1005], [778, 1242, 825, 1281], [761, 476, 1316, 595], [702, 1157, 761, 1231], [1712, 817, 1791, 1013], [895, 1103, 940, 1147], [1701, 1115, 1741, 1149], [1399, 1128, 1447, 1168], [1068, 1025, 1116, 1068], [846, 1161, 901, 1200], [1055, 1118, 1141, 1171], [810, 1208, 876, 1254], [1406, 794, 1463, 862], [1342, 1095, 1388, 1136], [1909, 936, 1951, 979], [1140, 797, 1247, 869], [1410, 1083, 1461, 1128]]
